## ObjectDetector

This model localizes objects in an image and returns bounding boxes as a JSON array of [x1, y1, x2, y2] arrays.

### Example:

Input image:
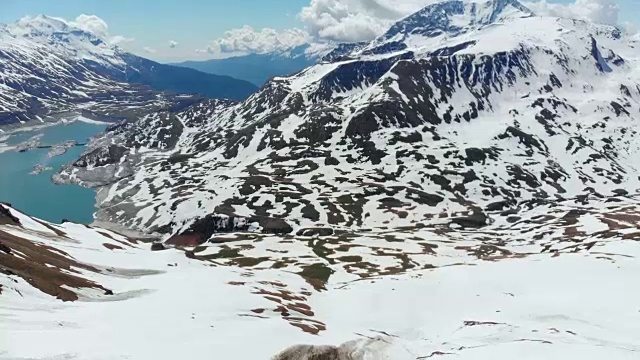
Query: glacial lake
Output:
[[0, 121, 107, 224]]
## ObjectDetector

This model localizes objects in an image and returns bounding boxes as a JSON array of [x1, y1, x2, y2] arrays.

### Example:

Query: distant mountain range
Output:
[[173, 43, 369, 86], [120, 53, 257, 99], [0, 15, 257, 126], [173, 45, 321, 86]]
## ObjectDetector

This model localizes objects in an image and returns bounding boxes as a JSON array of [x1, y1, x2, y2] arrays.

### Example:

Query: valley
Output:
[[1, 0, 640, 359]]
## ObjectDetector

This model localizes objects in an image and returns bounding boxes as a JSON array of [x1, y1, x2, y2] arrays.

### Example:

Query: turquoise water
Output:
[[0, 122, 107, 224]]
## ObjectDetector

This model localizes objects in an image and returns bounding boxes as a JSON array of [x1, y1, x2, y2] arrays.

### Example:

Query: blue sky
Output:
[[1, 0, 638, 62]]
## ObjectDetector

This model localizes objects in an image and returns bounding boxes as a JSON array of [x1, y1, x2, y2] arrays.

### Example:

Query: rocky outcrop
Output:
[[272, 338, 396, 360], [0, 204, 20, 226]]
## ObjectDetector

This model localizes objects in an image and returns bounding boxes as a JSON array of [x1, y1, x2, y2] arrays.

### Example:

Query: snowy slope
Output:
[[0, 15, 256, 126], [2, 196, 640, 359], [56, 0, 640, 243]]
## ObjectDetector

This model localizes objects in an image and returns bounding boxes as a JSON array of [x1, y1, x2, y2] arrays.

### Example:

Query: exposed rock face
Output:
[[150, 243, 167, 251]]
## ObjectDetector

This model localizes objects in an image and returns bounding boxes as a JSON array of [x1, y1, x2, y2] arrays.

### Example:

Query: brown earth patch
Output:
[[34, 220, 68, 237], [0, 230, 110, 301], [285, 317, 327, 335], [417, 351, 456, 359], [103, 243, 125, 251], [254, 289, 306, 302], [464, 320, 504, 327], [165, 233, 203, 248]]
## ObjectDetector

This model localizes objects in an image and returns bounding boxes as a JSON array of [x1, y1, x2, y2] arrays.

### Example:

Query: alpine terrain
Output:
[[2, 0, 640, 359], [0, 15, 257, 127]]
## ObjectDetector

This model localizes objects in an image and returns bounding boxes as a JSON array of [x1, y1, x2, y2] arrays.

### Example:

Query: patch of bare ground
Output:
[[103, 243, 125, 250], [563, 226, 587, 238], [0, 230, 111, 301], [96, 230, 139, 248], [34, 220, 68, 237], [454, 244, 516, 260], [417, 351, 456, 359], [286, 317, 327, 335], [250, 287, 322, 333], [600, 218, 628, 231], [603, 212, 640, 225], [463, 320, 506, 327], [298, 263, 333, 291]]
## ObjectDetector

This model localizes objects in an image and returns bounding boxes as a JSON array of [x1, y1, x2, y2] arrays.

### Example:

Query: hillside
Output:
[[2, 194, 639, 358], [59, 0, 640, 238]]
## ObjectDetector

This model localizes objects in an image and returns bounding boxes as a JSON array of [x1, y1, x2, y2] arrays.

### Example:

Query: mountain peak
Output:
[[379, 0, 532, 42], [2, 14, 114, 58], [10, 14, 70, 36]]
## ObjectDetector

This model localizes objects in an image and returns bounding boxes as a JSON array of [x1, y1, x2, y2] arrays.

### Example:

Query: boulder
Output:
[[259, 217, 293, 235], [451, 212, 490, 228], [296, 228, 334, 237], [0, 241, 11, 254], [272, 345, 341, 360], [150, 243, 167, 251]]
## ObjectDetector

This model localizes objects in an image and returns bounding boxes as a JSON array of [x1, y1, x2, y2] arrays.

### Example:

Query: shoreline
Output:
[[0, 115, 119, 226], [90, 219, 160, 242], [0, 116, 111, 154], [0, 112, 112, 136]]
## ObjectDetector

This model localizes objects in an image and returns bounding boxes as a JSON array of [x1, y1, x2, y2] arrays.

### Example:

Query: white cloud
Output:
[[69, 14, 110, 40], [298, 0, 629, 44], [524, 0, 619, 26], [196, 0, 426, 55], [328, 0, 629, 44], [169, 40, 179, 48], [63, 14, 139, 46], [143, 47, 157, 54], [110, 35, 135, 45], [298, 0, 432, 43], [199, 26, 309, 55]]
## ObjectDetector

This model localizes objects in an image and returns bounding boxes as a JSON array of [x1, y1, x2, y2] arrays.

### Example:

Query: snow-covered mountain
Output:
[[0, 15, 257, 126], [58, 0, 640, 239]]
